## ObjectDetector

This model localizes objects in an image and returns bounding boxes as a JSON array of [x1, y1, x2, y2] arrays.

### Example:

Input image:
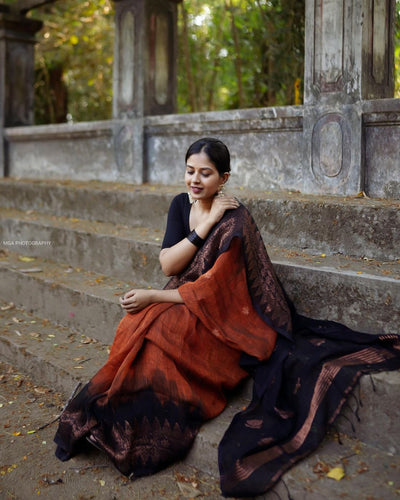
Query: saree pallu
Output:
[[54, 205, 400, 497]]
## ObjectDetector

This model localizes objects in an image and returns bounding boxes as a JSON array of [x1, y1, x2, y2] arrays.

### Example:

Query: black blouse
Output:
[[161, 193, 192, 249]]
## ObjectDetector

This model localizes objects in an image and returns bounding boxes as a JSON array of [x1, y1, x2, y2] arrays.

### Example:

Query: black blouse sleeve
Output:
[[161, 193, 191, 249]]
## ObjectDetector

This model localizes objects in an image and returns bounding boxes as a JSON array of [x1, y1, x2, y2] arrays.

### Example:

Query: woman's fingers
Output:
[[119, 289, 152, 313]]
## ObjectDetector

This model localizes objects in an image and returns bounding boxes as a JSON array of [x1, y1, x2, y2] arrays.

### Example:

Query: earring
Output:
[[218, 184, 225, 196], [188, 191, 195, 204]]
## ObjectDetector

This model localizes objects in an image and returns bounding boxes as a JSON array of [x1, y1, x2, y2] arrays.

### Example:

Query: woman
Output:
[[54, 138, 400, 497]]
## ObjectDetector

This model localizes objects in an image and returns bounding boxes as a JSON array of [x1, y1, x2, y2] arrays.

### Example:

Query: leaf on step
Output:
[[80, 336, 97, 344], [1, 302, 15, 311], [18, 256, 36, 262], [177, 481, 201, 497], [354, 191, 370, 199], [34, 387, 50, 395], [326, 466, 345, 481]]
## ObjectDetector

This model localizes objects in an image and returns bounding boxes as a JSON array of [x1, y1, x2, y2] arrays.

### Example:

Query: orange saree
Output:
[[54, 206, 285, 478]]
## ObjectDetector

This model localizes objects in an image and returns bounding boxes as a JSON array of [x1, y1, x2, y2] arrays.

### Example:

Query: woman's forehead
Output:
[[186, 152, 216, 170]]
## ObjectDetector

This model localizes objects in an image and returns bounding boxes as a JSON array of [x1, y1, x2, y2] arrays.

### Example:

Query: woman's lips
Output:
[[191, 187, 202, 194]]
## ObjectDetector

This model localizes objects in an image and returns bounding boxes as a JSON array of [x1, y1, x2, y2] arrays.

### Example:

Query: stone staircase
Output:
[[0, 177, 399, 499]]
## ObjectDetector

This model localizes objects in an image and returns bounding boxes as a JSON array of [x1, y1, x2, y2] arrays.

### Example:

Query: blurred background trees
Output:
[[30, 0, 114, 124], [28, 0, 400, 124]]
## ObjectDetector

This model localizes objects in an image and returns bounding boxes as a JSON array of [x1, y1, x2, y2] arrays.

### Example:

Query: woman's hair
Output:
[[185, 138, 231, 175]]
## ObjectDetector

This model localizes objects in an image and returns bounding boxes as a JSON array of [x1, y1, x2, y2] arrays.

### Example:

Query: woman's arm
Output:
[[119, 288, 183, 314], [160, 195, 239, 276]]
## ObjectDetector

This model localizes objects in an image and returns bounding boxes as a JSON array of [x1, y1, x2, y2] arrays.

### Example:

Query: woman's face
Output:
[[185, 151, 228, 203]]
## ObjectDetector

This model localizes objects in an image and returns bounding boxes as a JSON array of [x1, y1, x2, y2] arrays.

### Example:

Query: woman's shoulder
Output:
[[170, 192, 190, 208], [167, 193, 191, 221]]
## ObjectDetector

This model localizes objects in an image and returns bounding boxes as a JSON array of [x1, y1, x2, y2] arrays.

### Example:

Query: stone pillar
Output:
[[0, 13, 42, 175], [302, 0, 395, 195], [112, 0, 180, 183]]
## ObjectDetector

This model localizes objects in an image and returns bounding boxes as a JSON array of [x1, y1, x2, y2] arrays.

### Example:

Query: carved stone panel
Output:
[[303, 104, 363, 195], [119, 10, 135, 108], [145, 0, 177, 115], [154, 13, 169, 106], [319, 0, 344, 89], [305, 0, 395, 104], [362, 0, 394, 98], [311, 113, 351, 183]]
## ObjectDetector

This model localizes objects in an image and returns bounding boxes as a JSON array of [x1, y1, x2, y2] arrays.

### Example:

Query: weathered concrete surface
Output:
[[274, 259, 400, 334], [364, 104, 400, 199], [0, 178, 175, 228], [0, 178, 399, 260], [4, 122, 118, 181], [0, 251, 125, 343], [0, 208, 167, 288], [3, 101, 400, 198]]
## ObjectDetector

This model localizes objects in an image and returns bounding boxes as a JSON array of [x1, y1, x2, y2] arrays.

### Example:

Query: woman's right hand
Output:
[[207, 194, 240, 226]]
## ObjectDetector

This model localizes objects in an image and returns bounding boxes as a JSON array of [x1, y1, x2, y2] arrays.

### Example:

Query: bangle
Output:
[[187, 229, 205, 248]]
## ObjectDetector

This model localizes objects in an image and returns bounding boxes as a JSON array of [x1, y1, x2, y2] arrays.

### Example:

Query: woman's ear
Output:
[[221, 172, 230, 184]]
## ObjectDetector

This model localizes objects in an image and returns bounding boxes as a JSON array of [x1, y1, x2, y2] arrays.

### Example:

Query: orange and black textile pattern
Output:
[[54, 205, 280, 479], [54, 203, 400, 497]]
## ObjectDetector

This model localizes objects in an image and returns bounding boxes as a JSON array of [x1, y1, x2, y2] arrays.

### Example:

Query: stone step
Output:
[[0, 249, 129, 344], [1, 300, 399, 499], [1, 178, 399, 260], [0, 178, 175, 229], [0, 300, 108, 395], [0, 207, 168, 288], [263, 432, 400, 500], [1, 226, 399, 335]]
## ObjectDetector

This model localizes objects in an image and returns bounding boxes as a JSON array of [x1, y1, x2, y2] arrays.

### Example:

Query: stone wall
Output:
[[4, 101, 400, 199]]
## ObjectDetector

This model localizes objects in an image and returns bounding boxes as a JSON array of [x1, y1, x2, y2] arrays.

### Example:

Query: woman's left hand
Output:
[[119, 289, 153, 313]]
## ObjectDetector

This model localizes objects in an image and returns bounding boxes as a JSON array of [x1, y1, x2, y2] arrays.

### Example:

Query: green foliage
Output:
[[177, 0, 305, 112], [28, 0, 400, 123], [30, 0, 114, 124]]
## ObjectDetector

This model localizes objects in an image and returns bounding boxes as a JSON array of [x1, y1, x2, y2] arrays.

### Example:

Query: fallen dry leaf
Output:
[[326, 466, 345, 481], [1, 303, 15, 311], [18, 256, 36, 262]]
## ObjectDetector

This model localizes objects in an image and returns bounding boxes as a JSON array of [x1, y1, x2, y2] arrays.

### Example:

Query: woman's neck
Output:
[[195, 199, 213, 212]]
